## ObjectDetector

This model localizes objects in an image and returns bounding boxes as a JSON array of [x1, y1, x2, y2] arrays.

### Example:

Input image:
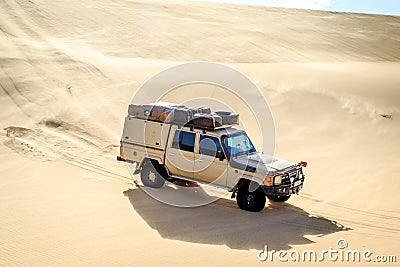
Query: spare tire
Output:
[[214, 111, 239, 125]]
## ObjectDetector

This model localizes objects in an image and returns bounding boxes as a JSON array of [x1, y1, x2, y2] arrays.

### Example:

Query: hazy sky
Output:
[[197, 0, 400, 15]]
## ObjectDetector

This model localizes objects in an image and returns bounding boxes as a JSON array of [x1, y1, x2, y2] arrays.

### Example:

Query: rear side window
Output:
[[172, 130, 196, 152], [199, 135, 222, 157]]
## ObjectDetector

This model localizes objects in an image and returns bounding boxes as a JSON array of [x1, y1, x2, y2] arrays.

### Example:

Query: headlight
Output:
[[264, 175, 283, 185], [264, 176, 273, 185], [274, 175, 283, 185]]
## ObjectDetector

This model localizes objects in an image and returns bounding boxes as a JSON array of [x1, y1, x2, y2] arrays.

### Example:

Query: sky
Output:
[[198, 0, 400, 15]]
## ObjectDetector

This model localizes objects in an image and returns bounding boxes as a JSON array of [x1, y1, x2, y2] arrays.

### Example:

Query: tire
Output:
[[140, 161, 166, 188], [236, 184, 266, 212], [267, 194, 291, 202], [214, 111, 239, 125]]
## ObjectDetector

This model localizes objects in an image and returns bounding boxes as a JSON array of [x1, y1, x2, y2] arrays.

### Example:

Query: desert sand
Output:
[[0, 0, 400, 266]]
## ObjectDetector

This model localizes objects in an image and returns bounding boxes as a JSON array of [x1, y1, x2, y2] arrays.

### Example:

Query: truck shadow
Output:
[[123, 186, 350, 251]]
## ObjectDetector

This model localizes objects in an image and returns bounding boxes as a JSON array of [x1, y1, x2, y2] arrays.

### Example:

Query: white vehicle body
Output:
[[118, 114, 307, 212]]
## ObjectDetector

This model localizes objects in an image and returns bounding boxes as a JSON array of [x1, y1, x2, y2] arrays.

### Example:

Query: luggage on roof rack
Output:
[[128, 103, 237, 128], [170, 108, 194, 124], [214, 111, 239, 125], [128, 103, 185, 122], [189, 113, 222, 128], [191, 107, 211, 114]]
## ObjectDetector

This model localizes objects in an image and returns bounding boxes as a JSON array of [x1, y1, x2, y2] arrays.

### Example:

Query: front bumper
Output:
[[262, 169, 306, 196], [261, 181, 303, 196]]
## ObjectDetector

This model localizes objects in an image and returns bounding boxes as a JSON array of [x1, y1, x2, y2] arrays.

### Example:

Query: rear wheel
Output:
[[236, 184, 266, 212], [140, 161, 166, 188], [267, 194, 291, 202]]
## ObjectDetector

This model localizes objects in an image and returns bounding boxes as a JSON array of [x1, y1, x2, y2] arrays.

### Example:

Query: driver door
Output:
[[193, 134, 228, 186]]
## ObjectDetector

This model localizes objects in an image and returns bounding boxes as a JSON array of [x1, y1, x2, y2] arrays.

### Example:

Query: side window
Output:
[[199, 135, 222, 157], [172, 130, 196, 152], [224, 136, 233, 156], [180, 131, 196, 152]]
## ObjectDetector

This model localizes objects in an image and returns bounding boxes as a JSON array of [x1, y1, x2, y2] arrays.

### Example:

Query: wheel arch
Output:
[[235, 176, 262, 190], [139, 157, 169, 178], [138, 156, 163, 169]]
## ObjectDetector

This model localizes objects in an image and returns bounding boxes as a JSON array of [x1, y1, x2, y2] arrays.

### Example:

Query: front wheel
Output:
[[236, 185, 266, 212], [140, 161, 166, 188], [267, 194, 291, 202]]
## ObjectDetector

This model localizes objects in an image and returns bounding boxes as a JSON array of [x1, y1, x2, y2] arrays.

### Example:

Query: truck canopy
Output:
[[122, 116, 172, 150]]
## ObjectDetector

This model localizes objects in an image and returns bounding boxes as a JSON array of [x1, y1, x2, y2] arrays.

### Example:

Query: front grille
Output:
[[288, 170, 298, 179], [282, 168, 301, 184]]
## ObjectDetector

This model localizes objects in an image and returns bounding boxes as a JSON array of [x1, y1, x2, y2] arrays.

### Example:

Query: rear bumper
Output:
[[261, 176, 305, 196], [117, 156, 137, 166]]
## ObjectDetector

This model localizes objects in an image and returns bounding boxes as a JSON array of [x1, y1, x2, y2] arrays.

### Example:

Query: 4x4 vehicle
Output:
[[118, 103, 307, 212]]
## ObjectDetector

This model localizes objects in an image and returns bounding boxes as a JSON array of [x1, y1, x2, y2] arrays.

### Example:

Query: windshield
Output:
[[223, 132, 256, 157]]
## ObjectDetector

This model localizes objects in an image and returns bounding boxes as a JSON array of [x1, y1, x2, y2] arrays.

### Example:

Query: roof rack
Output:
[[180, 123, 233, 131], [127, 115, 235, 131]]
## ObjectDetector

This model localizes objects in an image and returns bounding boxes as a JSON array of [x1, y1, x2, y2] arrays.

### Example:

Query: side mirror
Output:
[[216, 150, 225, 161]]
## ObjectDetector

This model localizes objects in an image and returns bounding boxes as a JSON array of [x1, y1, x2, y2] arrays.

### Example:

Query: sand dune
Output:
[[0, 0, 399, 266]]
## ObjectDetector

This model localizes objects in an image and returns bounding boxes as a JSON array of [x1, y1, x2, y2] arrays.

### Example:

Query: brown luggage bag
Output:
[[189, 113, 223, 128], [128, 103, 184, 122]]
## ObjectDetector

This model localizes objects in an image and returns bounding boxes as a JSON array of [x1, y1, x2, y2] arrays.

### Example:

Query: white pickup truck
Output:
[[118, 103, 307, 212]]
